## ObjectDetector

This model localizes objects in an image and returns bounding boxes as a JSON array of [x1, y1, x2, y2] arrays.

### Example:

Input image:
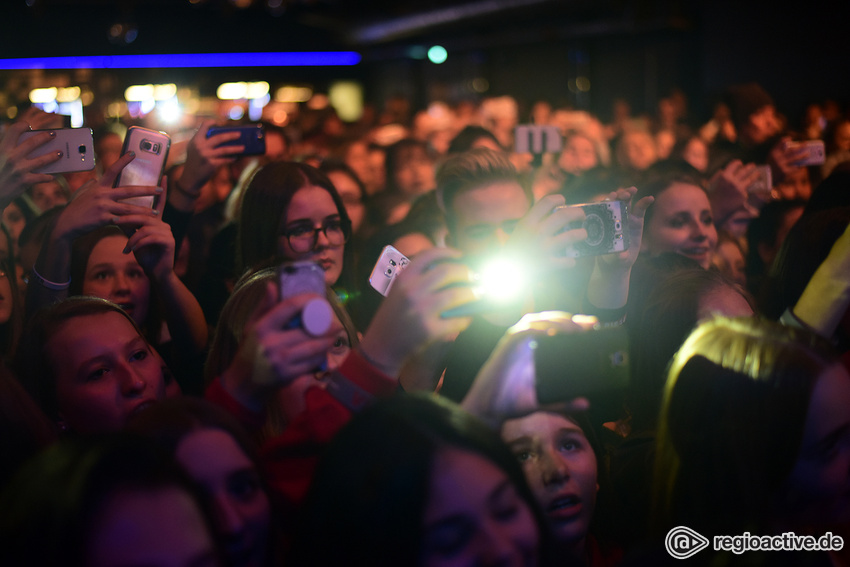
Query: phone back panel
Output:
[[115, 126, 171, 208], [20, 128, 95, 174]]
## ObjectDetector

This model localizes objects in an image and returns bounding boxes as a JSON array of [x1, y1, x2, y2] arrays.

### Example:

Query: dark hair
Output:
[[383, 138, 434, 196], [318, 159, 366, 203], [758, 207, 850, 342], [436, 148, 528, 234], [744, 198, 805, 295], [0, 433, 216, 567], [653, 316, 838, 534], [447, 125, 502, 154], [237, 161, 351, 274], [12, 296, 150, 423], [633, 164, 708, 229], [68, 225, 163, 344], [627, 267, 753, 432], [292, 394, 551, 566]]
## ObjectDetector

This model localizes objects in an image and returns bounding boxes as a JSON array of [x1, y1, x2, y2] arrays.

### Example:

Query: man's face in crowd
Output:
[[449, 180, 531, 261]]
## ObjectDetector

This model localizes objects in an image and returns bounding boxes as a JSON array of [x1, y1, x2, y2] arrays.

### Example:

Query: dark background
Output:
[[0, 0, 846, 125]]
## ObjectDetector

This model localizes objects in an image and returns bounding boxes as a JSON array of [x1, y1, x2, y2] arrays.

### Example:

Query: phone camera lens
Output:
[[141, 140, 152, 151], [385, 268, 393, 277], [78, 145, 86, 154]]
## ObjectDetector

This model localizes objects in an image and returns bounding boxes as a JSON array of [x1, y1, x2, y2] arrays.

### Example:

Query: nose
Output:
[[113, 272, 131, 295], [118, 364, 147, 397], [478, 518, 524, 567], [540, 450, 570, 487], [314, 227, 331, 250], [495, 227, 512, 248], [689, 220, 709, 242]]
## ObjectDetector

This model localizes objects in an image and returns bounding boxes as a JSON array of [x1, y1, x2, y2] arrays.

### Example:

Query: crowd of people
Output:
[[0, 80, 849, 566]]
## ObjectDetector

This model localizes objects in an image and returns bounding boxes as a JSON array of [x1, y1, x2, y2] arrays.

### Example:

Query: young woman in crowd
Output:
[[12, 296, 179, 434], [291, 393, 552, 567], [128, 397, 277, 567], [0, 434, 222, 567], [634, 170, 717, 269], [654, 316, 850, 540], [236, 160, 352, 288], [26, 153, 208, 393]]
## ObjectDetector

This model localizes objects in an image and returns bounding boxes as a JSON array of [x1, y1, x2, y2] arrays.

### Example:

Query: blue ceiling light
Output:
[[0, 52, 361, 70]]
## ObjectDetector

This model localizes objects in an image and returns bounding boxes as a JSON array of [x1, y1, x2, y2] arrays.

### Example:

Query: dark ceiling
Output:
[[2, 0, 691, 57]]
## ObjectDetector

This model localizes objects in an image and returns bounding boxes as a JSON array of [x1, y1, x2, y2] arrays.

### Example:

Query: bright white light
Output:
[[217, 82, 248, 100], [140, 98, 156, 115], [153, 83, 177, 101], [157, 97, 181, 124], [476, 258, 526, 303], [427, 45, 447, 64], [246, 81, 269, 99], [56, 86, 80, 103], [125, 84, 154, 102], [29, 87, 58, 104], [228, 106, 245, 120]]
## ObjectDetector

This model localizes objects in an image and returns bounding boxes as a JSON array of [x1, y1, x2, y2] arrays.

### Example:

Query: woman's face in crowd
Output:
[[327, 171, 365, 235], [501, 412, 598, 549], [2, 201, 26, 253], [47, 311, 167, 433], [393, 146, 435, 197], [30, 180, 69, 212], [782, 364, 850, 526], [682, 137, 709, 172], [88, 486, 219, 567], [176, 428, 271, 567], [558, 134, 597, 174], [421, 447, 539, 567], [277, 185, 345, 286], [642, 182, 718, 269], [83, 235, 151, 326]]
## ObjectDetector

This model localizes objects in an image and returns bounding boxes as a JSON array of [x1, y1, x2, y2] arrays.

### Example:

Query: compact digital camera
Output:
[[562, 200, 629, 258]]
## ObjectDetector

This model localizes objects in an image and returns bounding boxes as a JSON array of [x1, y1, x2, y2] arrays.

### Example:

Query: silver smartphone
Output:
[[369, 245, 410, 296], [20, 127, 95, 174], [114, 126, 171, 208]]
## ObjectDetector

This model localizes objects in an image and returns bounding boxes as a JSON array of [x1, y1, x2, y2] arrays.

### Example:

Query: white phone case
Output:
[[368, 245, 410, 296]]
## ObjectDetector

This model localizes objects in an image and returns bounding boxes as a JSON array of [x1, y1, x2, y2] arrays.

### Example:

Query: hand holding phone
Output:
[[560, 201, 629, 258], [19, 127, 95, 174], [207, 124, 265, 156], [278, 261, 333, 337], [114, 126, 171, 209]]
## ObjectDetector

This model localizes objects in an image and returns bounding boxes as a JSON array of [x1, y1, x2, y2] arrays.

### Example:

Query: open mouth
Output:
[[546, 495, 582, 522]]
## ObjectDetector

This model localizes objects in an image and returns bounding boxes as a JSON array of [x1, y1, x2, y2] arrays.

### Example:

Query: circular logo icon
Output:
[[665, 526, 709, 559]]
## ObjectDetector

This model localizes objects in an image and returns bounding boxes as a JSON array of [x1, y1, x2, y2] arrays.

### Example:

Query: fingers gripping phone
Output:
[[369, 245, 411, 296], [207, 124, 266, 156], [20, 127, 95, 174], [278, 261, 333, 337], [561, 201, 630, 258], [114, 126, 171, 208]]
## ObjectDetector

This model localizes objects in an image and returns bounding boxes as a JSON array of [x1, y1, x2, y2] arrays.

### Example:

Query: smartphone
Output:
[[114, 126, 171, 209], [561, 201, 629, 258], [20, 128, 95, 174], [369, 245, 411, 296], [534, 325, 630, 404], [747, 164, 773, 196], [277, 260, 332, 337], [206, 124, 266, 156], [785, 140, 825, 166]]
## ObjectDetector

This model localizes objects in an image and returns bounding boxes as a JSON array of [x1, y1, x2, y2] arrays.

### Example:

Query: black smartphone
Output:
[[533, 325, 630, 404], [207, 124, 266, 156]]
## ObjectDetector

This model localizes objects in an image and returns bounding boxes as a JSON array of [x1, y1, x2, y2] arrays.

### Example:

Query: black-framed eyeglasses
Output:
[[282, 218, 350, 253]]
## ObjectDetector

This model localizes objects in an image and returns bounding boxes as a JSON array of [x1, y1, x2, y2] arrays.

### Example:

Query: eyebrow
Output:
[[286, 213, 340, 226]]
